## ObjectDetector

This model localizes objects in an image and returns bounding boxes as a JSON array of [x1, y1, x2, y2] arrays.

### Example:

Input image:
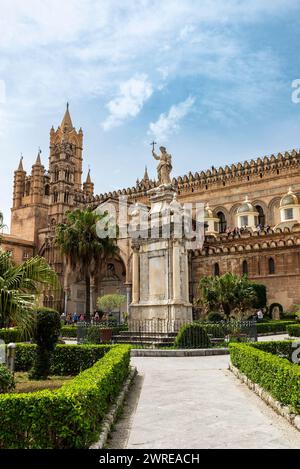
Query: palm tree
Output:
[[197, 272, 256, 318], [0, 212, 7, 238], [55, 208, 118, 321], [0, 250, 59, 332]]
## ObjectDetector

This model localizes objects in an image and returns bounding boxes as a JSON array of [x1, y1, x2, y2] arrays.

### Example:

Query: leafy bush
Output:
[[30, 308, 61, 379], [175, 323, 211, 348], [96, 294, 126, 313], [207, 312, 223, 323], [0, 328, 25, 344], [0, 344, 131, 448], [256, 320, 296, 334], [250, 283, 267, 309], [229, 342, 300, 413], [250, 340, 295, 361], [15, 343, 112, 375], [0, 364, 15, 393], [287, 324, 300, 338], [61, 326, 77, 338], [60, 323, 128, 341]]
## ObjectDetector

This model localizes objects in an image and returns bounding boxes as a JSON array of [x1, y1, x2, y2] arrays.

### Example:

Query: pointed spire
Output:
[[60, 102, 73, 131], [143, 165, 149, 181], [35, 148, 42, 165], [86, 168, 92, 184], [17, 154, 24, 171]]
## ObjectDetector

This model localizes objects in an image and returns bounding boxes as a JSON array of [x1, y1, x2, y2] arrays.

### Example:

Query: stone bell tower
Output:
[[129, 147, 193, 331], [48, 103, 83, 224]]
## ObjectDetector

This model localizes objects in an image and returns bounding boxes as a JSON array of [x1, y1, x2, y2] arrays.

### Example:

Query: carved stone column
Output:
[[132, 248, 140, 304], [173, 241, 181, 301]]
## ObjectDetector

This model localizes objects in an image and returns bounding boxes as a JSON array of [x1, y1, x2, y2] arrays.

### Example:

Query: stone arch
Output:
[[242, 259, 248, 276], [268, 197, 281, 226], [252, 199, 268, 226], [213, 206, 229, 233], [213, 262, 220, 276], [229, 203, 241, 227], [25, 180, 31, 196]]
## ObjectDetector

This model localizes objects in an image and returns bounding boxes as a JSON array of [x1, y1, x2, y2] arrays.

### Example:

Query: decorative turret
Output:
[[279, 187, 300, 223], [83, 169, 94, 195], [13, 155, 26, 209], [31, 149, 45, 204], [236, 196, 259, 229]]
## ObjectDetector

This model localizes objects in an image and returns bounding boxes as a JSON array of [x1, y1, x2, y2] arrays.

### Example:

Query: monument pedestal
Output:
[[129, 184, 193, 332]]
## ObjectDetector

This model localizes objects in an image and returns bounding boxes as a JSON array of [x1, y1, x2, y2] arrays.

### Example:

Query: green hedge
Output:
[[287, 324, 300, 337], [0, 328, 25, 343], [175, 323, 211, 348], [15, 343, 112, 375], [0, 344, 131, 448], [229, 342, 300, 413], [61, 324, 128, 340], [61, 326, 77, 338], [256, 320, 296, 334]]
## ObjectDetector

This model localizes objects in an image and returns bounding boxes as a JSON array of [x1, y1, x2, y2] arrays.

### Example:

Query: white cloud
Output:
[[148, 96, 195, 142], [102, 74, 153, 131]]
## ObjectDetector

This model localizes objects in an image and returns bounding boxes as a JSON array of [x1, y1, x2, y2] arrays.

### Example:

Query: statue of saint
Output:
[[152, 146, 172, 185]]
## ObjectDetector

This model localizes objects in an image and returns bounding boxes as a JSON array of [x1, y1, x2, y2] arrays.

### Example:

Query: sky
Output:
[[1, 0, 300, 229]]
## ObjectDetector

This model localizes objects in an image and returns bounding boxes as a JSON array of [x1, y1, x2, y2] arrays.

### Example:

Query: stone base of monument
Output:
[[129, 303, 192, 331], [115, 304, 192, 347]]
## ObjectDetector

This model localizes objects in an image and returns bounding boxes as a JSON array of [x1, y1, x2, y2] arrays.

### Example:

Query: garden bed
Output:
[[13, 372, 73, 393], [0, 344, 131, 449]]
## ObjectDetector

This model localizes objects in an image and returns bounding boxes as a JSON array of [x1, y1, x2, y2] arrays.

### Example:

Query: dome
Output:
[[237, 197, 256, 214], [280, 188, 299, 207]]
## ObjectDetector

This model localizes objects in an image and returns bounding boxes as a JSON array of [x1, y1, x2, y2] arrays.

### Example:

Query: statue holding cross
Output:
[[151, 143, 173, 186]]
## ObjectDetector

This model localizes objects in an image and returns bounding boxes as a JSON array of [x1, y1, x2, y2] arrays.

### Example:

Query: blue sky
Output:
[[1, 0, 300, 228]]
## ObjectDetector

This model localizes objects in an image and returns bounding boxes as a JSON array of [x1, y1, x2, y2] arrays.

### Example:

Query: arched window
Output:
[[25, 181, 31, 196], [44, 184, 50, 196], [268, 257, 275, 275], [255, 205, 265, 227], [54, 167, 59, 182], [64, 192, 69, 203], [213, 262, 220, 276], [53, 191, 58, 203], [242, 260, 248, 276], [217, 212, 227, 233]]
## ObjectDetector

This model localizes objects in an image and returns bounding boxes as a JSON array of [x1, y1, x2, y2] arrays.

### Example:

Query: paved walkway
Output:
[[108, 355, 300, 449]]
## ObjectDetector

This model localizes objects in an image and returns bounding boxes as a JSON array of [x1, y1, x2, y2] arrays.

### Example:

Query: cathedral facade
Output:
[[3, 106, 300, 316]]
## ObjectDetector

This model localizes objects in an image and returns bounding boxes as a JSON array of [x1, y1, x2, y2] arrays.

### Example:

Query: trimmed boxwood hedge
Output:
[[256, 320, 296, 334], [60, 324, 128, 341], [175, 323, 211, 348], [0, 344, 131, 448], [287, 324, 300, 337], [15, 343, 113, 375], [229, 342, 300, 413], [0, 328, 25, 343]]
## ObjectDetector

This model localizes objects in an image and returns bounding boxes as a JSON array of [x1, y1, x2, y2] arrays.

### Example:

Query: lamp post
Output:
[[7, 343, 16, 374]]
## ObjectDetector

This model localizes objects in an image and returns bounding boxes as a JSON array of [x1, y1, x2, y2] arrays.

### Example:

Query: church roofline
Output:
[[92, 147, 300, 201]]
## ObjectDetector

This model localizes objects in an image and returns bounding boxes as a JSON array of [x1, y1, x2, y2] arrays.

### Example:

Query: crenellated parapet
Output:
[[92, 148, 300, 201]]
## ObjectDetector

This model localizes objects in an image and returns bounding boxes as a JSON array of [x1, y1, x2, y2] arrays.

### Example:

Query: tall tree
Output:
[[0, 251, 59, 332], [197, 272, 256, 318], [55, 208, 118, 320]]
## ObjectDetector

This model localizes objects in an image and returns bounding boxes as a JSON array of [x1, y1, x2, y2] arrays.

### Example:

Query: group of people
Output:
[[223, 224, 271, 235], [60, 310, 102, 325]]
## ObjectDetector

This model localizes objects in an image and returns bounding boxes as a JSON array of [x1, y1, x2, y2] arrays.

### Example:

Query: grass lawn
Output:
[[13, 372, 73, 393]]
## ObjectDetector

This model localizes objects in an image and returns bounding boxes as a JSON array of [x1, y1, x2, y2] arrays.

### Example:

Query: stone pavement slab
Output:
[[108, 355, 300, 449]]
